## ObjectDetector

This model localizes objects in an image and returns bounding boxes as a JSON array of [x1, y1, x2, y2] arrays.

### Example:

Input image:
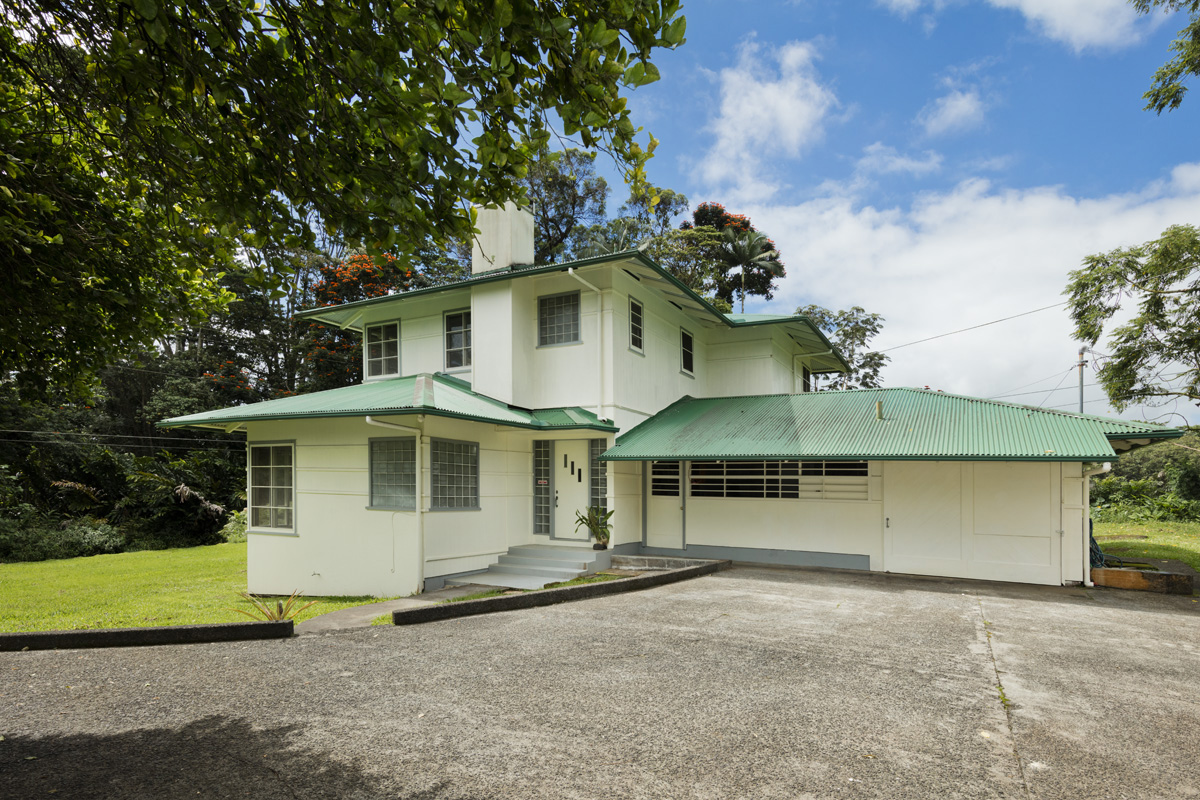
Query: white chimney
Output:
[[471, 201, 535, 274]]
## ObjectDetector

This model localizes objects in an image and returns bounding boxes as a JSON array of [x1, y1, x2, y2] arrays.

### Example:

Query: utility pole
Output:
[[1077, 346, 1088, 414]]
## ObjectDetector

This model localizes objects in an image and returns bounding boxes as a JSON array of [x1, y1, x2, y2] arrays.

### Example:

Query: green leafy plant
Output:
[[232, 590, 317, 621], [574, 505, 615, 545]]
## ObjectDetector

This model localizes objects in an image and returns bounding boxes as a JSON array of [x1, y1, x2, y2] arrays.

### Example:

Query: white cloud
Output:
[[917, 88, 986, 137], [880, 0, 1150, 50], [736, 164, 1200, 425], [856, 142, 943, 176], [697, 39, 838, 199]]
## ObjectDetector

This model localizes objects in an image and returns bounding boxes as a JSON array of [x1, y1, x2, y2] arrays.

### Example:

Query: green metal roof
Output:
[[600, 387, 1183, 462], [295, 250, 850, 374], [158, 372, 616, 432]]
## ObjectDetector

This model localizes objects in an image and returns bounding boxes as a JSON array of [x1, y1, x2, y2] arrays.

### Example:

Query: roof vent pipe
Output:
[[875, 400, 883, 420]]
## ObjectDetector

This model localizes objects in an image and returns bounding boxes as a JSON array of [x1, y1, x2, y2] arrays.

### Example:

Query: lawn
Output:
[[0, 543, 393, 633], [1093, 520, 1200, 572]]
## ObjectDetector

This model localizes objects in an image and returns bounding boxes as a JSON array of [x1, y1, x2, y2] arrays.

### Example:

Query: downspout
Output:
[[365, 415, 426, 592], [1080, 462, 1111, 587], [568, 267, 604, 421]]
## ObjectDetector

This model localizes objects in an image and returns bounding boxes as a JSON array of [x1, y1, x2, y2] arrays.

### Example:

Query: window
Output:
[[249, 444, 294, 530], [802, 365, 812, 393], [589, 439, 608, 511], [651, 461, 680, 497], [629, 298, 644, 353], [444, 310, 471, 369], [538, 292, 581, 346], [680, 328, 694, 375], [370, 438, 416, 509], [431, 439, 479, 510], [533, 440, 551, 534], [687, 460, 869, 501], [365, 322, 400, 378]]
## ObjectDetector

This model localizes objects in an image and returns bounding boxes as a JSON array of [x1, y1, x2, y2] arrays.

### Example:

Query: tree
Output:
[[1065, 224, 1200, 410], [719, 229, 782, 313], [521, 148, 609, 264], [795, 305, 890, 390], [640, 227, 732, 312], [1133, 1, 1200, 113], [679, 202, 786, 308], [1, 0, 685, 391]]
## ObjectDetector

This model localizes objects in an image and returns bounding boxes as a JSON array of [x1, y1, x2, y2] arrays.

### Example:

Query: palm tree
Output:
[[718, 228, 782, 313]]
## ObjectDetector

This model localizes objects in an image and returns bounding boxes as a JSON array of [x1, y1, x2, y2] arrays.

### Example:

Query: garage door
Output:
[[883, 462, 1061, 585]]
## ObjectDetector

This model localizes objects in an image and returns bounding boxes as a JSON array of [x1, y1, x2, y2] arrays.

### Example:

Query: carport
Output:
[[601, 387, 1182, 586]]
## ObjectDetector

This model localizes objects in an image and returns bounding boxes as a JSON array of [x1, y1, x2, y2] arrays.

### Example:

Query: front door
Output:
[[553, 440, 590, 540]]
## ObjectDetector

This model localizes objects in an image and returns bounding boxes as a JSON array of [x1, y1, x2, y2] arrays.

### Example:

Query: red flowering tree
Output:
[[302, 254, 424, 391], [679, 202, 785, 309]]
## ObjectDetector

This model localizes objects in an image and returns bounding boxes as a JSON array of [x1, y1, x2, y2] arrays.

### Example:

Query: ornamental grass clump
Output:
[[232, 590, 316, 621]]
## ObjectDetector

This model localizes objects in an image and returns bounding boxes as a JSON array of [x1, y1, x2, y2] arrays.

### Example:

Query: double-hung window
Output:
[[680, 328, 695, 376], [369, 438, 416, 510], [430, 439, 479, 510], [538, 292, 581, 346], [444, 310, 471, 370], [629, 298, 644, 354], [365, 322, 400, 378], [249, 443, 294, 531]]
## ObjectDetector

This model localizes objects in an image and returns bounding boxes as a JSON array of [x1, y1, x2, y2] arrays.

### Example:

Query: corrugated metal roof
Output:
[[295, 250, 850, 374], [600, 388, 1182, 462], [158, 373, 616, 432]]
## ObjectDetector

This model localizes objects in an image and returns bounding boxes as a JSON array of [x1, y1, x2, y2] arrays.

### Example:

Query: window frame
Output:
[[248, 441, 296, 535], [364, 320, 401, 380], [443, 308, 472, 372], [537, 290, 582, 348], [533, 440, 552, 534], [368, 437, 417, 511], [687, 459, 870, 502], [802, 365, 812, 393], [680, 327, 695, 377], [429, 437, 480, 511], [589, 438, 608, 511], [628, 297, 645, 355]]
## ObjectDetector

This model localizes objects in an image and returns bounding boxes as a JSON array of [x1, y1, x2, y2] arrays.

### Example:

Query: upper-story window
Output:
[[365, 321, 400, 378], [538, 291, 581, 346], [680, 328, 695, 376], [445, 310, 471, 370], [802, 365, 812, 393], [629, 298, 644, 354]]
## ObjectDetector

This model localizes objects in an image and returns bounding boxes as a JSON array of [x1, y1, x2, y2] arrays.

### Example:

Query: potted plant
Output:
[[575, 505, 615, 550]]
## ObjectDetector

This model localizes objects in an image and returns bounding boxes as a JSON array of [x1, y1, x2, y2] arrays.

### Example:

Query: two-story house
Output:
[[162, 204, 1181, 596]]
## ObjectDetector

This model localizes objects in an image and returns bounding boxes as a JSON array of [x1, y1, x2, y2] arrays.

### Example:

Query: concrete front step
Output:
[[442, 543, 611, 591]]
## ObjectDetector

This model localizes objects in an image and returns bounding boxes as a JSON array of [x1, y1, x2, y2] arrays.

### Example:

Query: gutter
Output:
[[365, 415, 426, 592], [568, 267, 605, 422]]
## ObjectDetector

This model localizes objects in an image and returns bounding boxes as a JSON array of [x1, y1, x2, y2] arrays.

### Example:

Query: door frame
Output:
[[550, 439, 591, 541]]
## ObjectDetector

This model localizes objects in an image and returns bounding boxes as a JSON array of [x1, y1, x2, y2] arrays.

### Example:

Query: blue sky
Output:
[[595, 0, 1200, 426]]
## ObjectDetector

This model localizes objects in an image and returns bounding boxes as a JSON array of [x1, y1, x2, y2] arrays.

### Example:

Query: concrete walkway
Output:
[[295, 584, 491, 634]]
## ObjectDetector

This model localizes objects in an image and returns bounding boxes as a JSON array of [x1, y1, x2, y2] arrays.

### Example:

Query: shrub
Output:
[[220, 509, 247, 543], [0, 515, 126, 562]]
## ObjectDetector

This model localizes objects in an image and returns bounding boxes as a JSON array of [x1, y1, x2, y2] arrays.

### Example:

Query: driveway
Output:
[[2, 567, 1197, 799]]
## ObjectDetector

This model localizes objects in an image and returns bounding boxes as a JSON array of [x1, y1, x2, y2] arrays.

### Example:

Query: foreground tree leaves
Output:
[[0, 0, 684, 393], [1066, 224, 1200, 411]]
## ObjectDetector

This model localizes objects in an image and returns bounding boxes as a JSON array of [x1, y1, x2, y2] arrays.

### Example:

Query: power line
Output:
[[991, 381, 1102, 400], [1034, 368, 1076, 410], [0, 429, 241, 444], [0, 437, 236, 451], [879, 302, 1067, 353], [986, 366, 1077, 399]]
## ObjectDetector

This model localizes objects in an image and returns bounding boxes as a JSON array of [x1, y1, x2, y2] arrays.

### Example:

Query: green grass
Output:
[[1093, 520, 1200, 572], [0, 543, 395, 633]]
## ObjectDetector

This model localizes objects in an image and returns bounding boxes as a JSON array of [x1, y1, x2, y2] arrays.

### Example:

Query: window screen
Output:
[[445, 310, 471, 369], [370, 438, 416, 509], [538, 292, 581, 346], [589, 439, 608, 511], [533, 440, 551, 534], [366, 322, 399, 377], [680, 329, 694, 374], [651, 461, 680, 497], [249, 444, 294, 529], [687, 460, 869, 501], [629, 298, 644, 352], [431, 439, 479, 510]]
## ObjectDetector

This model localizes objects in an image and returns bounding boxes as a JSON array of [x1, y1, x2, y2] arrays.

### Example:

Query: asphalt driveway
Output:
[[2, 566, 1198, 799]]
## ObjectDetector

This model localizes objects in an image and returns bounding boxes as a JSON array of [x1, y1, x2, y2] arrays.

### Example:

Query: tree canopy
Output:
[[795, 305, 889, 390], [1133, 0, 1200, 112], [1065, 224, 1200, 411], [0, 0, 685, 393]]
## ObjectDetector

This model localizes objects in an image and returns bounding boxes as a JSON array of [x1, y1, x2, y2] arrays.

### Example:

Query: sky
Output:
[[595, 0, 1200, 427]]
